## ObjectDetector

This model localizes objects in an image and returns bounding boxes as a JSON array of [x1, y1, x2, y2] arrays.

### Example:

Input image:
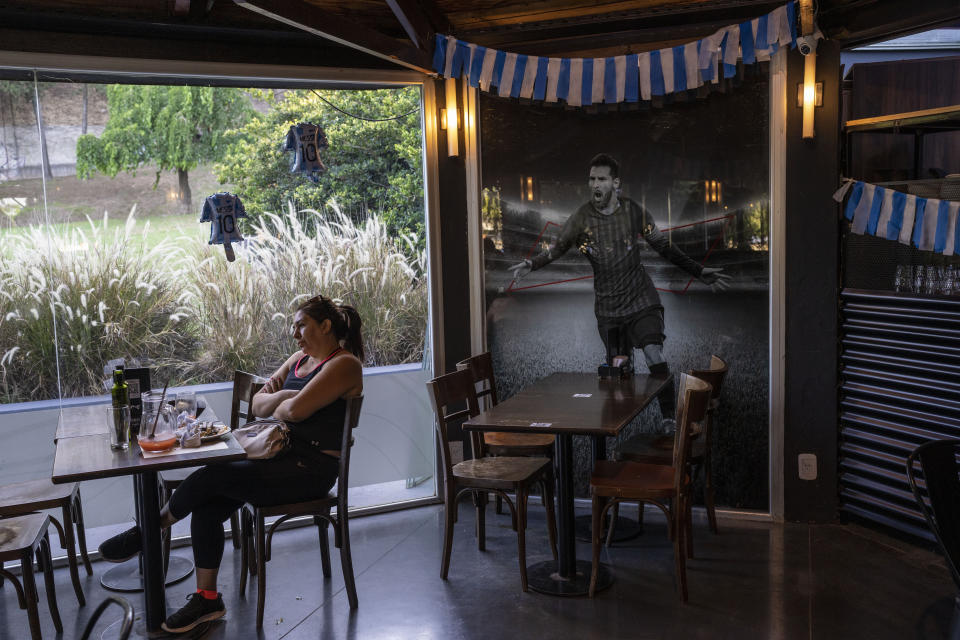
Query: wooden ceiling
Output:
[[0, 0, 958, 74]]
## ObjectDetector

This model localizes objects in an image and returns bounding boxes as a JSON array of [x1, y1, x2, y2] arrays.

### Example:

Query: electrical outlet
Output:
[[798, 453, 818, 481]]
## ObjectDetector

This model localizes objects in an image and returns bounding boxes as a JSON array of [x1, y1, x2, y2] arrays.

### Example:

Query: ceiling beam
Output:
[[450, 0, 779, 33], [233, 0, 434, 74], [385, 0, 434, 50]]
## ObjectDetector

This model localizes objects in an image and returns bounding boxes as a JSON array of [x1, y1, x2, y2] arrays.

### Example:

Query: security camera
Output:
[[797, 35, 818, 56]]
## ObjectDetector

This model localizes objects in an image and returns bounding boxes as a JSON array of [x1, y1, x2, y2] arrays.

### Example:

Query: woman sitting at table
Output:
[[98, 295, 364, 633]]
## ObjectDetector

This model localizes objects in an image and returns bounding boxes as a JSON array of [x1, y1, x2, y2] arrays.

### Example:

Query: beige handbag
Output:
[[234, 419, 290, 460]]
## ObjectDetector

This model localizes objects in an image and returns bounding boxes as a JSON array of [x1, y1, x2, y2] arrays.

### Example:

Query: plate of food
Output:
[[196, 421, 230, 442]]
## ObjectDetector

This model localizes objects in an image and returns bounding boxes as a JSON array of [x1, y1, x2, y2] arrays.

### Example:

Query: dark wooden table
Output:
[[51, 400, 245, 637], [463, 371, 669, 596]]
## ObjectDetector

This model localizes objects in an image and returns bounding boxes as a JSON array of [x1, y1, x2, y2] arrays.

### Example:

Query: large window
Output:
[[0, 71, 437, 541]]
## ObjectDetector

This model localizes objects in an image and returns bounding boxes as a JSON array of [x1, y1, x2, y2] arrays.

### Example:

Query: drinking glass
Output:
[[894, 265, 907, 292], [175, 390, 197, 417], [108, 406, 131, 450], [946, 266, 957, 295], [914, 265, 924, 293], [925, 266, 938, 295]]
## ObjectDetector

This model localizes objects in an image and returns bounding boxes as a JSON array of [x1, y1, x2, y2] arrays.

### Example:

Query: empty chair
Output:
[[456, 353, 556, 520], [160, 370, 265, 567], [589, 373, 712, 600], [0, 479, 91, 606], [907, 440, 960, 640], [80, 596, 134, 640], [427, 368, 557, 591], [614, 355, 727, 541], [0, 513, 62, 639], [240, 395, 363, 628]]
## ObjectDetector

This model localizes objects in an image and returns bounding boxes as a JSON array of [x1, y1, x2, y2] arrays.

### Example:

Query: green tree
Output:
[[214, 87, 424, 240], [75, 85, 252, 210]]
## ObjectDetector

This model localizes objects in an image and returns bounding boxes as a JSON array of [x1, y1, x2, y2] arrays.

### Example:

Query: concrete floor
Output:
[[0, 503, 955, 639]]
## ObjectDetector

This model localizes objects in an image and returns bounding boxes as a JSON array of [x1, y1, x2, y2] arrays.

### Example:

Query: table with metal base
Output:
[[464, 372, 669, 596], [53, 405, 246, 638]]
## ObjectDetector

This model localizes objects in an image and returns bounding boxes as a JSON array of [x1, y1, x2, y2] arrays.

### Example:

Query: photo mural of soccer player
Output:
[[508, 153, 730, 427]]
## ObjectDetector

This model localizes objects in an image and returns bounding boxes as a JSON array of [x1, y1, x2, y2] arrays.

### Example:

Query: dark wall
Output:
[[848, 55, 960, 181], [783, 40, 841, 522], [434, 79, 473, 375]]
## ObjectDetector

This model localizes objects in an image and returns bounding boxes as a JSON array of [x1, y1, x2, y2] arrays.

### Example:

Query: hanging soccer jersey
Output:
[[283, 122, 329, 182], [200, 192, 247, 262]]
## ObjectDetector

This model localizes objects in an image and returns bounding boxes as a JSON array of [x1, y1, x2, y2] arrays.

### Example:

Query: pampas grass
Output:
[[0, 203, 427, 402]]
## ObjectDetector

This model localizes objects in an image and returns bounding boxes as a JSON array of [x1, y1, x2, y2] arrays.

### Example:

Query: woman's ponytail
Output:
[[337, 304, 365, 361]]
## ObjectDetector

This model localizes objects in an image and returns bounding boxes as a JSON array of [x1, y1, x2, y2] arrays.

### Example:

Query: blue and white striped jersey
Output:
[[283, 122, 329, 183]]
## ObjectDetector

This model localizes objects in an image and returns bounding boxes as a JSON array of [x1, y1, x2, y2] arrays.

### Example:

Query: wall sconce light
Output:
[[799, 50, 820, 139], [704, 180, 722, 204], [443, 77, 459, 157]]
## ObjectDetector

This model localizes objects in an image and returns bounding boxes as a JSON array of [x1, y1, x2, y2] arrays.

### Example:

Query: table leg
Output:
[[101, 472, 207, 639], [526, 434, 612, 596], [101, 477, 192, 593], [556, 433, 576, 577], [138, 471, 166, 632]]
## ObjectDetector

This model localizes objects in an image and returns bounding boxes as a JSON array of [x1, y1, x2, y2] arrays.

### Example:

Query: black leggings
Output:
[[167, 453, 339, 570]]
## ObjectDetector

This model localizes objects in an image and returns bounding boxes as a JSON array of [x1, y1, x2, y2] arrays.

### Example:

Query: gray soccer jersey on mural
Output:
[[529, 198, 704, 319]]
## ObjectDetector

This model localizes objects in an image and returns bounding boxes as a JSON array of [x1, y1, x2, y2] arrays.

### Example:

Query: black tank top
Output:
[[282, 351, 347, 462]]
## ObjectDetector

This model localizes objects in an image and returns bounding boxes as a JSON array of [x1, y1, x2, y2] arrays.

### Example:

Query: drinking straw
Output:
[[148, 382, 169, 438]]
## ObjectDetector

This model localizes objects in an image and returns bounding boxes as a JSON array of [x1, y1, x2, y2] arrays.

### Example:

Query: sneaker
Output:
[[162, 592, 226, 633], [98, 526, 141, 563]]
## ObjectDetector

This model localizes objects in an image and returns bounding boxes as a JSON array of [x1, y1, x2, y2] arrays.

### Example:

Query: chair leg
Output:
[[57, 505, 85, 607], [239, 509, 249, 594], [72, 492, 94, 576], [39, 534, 62, 633], [637, 500, 645, 530], [255, 514, 267, 629], [339, 512, 359, 609], [589, 495, 603, 598], [703, 458, 718, 534], [495, 493, 503, 515], [542, 478, 558, 561], [440, 489, 456, 580], [315, 514, 332, 578], [516, 488, 528, 592], [21, 548, 41, 640], [673, 500, 688, 603], [229, 510, 242, 550], [686, 491, 695, 559], [605, 502, 619, 548], [475, 491, 486, 551]]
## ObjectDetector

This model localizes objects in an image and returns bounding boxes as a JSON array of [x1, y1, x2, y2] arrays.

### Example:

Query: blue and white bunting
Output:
[[432, 1, 807, 108], [835, 179, 960, 256]]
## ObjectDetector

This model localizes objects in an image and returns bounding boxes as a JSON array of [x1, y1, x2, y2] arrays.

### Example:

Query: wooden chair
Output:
[[0, 513, 62, 639], [239, 395, 364, 628], [0, 479, 91, 606], [427, 368, 558, 592], [614, 355, 728, 539], [456, 353, 556, 520], [589, 373, 712, 601], [80, 596, 134, 640], [160, 370, 265, 567]]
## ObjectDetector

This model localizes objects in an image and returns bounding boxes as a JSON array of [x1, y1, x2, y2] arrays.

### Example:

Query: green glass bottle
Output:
[[111, 368, 129, 408]]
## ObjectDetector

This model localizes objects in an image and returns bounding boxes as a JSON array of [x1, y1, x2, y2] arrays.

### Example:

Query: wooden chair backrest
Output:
[[689, 355, 728, 403], [426, 369, 483, 480], [455, 352, 499, 408], [335, 395, 364, 507], [689, 355, 728, 445], [672, 373, 712, 492], [230, 370, 266, 431]]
